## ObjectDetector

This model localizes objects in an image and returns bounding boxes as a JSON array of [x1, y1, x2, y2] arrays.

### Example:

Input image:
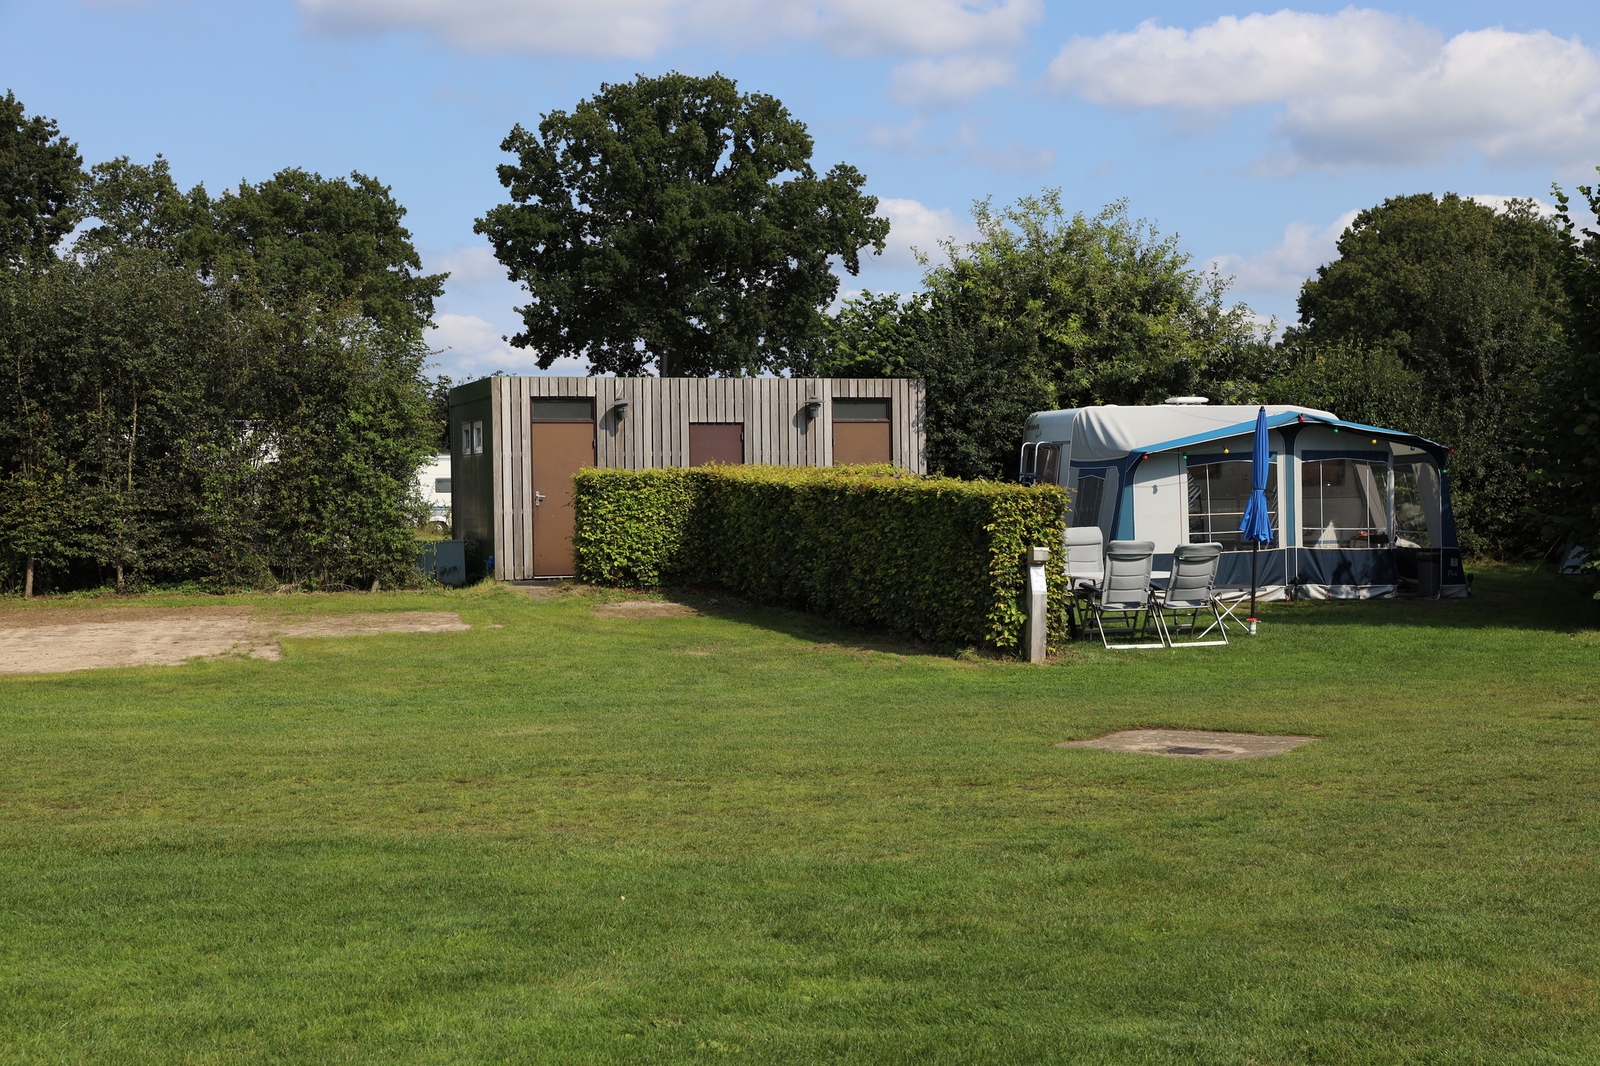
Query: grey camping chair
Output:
[[1062, 526, 1104, 638], [1089, 540, 1163, 649], [1154, 543, 1229, 647]]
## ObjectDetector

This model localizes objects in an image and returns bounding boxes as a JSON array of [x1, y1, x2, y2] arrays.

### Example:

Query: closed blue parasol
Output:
[[1238, 406, 1274, 631]]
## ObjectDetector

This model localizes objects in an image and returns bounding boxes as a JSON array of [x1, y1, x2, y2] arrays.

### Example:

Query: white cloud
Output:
[[298, 0, 1040, 61], [302, 0, 676, 57], [1209, 209, 1359, 293], [429, 313, 589, 379], [1050, 10, 1436, 110], [1465, 194, 1558, 217], [888, 55, 1015, 108], [1049, 9, 1600, 168], [770, 0, 1040, 59], [426, 245, 504, 288], [950, 120, 1054, 173], [865, 117, 1054, 173], [874, 197, 977, 268]]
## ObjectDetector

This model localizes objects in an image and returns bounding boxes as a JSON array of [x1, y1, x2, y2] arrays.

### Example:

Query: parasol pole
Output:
[[1249, 539, 1259, 635]]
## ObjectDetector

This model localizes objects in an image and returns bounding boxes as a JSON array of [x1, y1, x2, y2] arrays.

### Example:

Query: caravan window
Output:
[[1071, 472, 1106, 528], [1302, 458, 1389, 548], [1187, 459, 1277, 549], [1036, 445, 1062, 486]]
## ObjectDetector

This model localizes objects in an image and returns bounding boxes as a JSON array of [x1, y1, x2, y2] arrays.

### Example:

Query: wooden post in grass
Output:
[[1025, 547, 1049, 664]]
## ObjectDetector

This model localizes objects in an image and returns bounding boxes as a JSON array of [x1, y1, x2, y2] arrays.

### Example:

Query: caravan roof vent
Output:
[[1163, 396, 1210, 405]]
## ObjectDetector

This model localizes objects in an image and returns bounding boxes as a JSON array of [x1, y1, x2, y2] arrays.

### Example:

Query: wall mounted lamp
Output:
[[803, 396, 823, 420], [612, 396, 630, 417]]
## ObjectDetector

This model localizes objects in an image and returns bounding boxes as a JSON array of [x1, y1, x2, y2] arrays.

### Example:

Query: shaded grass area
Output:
[[1, 568, 1597, 1063]]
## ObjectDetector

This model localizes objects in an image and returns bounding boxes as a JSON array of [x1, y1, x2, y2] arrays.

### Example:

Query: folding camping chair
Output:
[[1153, 543, 1229, 647], [1062, 526, 1104, 638], [1088, 540, 1164, 649]]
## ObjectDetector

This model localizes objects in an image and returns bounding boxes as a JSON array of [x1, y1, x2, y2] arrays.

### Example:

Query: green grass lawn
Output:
[[1, 569, 1598, 1064]]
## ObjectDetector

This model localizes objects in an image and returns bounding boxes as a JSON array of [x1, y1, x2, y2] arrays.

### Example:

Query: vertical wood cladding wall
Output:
[[473, 377, 925, 581], [447, 381, 495, 579]]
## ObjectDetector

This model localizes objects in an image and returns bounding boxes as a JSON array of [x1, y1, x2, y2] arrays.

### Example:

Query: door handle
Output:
[[534, 492, 546, 506]]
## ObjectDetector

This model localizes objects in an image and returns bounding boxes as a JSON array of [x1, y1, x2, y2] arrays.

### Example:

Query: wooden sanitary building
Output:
[[449, 376, 926, 580]]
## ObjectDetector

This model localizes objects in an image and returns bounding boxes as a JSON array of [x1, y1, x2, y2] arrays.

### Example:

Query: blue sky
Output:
[[4, 0, 1597, 380]]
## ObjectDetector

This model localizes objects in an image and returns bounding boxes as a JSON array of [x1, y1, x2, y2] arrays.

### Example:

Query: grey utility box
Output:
[[418, 539, 466, 587]]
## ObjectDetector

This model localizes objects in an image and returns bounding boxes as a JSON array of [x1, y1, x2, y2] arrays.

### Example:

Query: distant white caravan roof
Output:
[[1025, 404, 1338, 464]]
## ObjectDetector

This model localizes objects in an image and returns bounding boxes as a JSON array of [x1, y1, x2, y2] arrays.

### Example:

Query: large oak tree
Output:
[[476, 72, 889, 377]]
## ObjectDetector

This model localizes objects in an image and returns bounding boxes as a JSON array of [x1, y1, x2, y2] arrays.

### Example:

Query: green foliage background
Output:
[[1537, 180, 1600, 580], [0, 90, 83, 266], [573, 466, 1068, 652], [0, 100, 444, 594], [801, 194, 1273, 480], [813, 187, 1581, 560], [476, 72, 888, 377], [1287, 193, 1566, 558]]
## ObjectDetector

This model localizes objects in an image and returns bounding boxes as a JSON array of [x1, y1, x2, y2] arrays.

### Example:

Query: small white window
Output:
[[435, 478, 452, 493], [1037, 444, 1062, 486], [472, 421, 484, 454], [461, 425, 471, 455]]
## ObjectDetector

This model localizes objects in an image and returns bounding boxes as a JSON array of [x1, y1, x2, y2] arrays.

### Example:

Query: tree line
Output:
[[5, 72, 1598, 595], [0, 91, 443, 595], [805, 189, 1586, 564], [480, 73, 1597, 567]]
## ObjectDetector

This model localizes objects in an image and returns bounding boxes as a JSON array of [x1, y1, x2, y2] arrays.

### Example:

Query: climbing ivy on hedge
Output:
[[572, 465, 1068, 653]]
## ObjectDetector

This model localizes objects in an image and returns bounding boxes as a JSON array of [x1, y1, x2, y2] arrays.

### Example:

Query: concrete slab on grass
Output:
[[1055, 728, 1319, 760]]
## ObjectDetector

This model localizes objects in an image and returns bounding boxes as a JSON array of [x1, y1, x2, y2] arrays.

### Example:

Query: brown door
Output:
[[833, 421, 892, 465], [531, 421, 595, 576], [690, 423, 744, 466]]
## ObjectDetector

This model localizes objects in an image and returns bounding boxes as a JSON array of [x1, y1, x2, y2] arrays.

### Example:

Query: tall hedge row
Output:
[[572, 466, 1068, 652]]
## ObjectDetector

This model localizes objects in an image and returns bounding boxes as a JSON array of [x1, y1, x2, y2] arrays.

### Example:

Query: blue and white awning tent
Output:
[[1019, 404, 1466, 599]]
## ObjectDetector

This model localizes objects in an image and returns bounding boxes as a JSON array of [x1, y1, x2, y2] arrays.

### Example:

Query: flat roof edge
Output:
[[448, 378, 493, 405]]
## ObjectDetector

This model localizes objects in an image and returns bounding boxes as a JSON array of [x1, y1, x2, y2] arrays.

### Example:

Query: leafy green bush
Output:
[[571, 468, 701, 587], [573, 465, 1068, 653]]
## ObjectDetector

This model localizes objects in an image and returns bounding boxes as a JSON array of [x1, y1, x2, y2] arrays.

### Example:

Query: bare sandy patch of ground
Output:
[[0, 608, 469, 676], [1055, 728, 1320, 760], [257, 612, 469, 639], [593, 600, 698, 619]]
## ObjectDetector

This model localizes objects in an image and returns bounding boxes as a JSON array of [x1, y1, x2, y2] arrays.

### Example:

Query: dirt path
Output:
[[0, 607, 470, 676]]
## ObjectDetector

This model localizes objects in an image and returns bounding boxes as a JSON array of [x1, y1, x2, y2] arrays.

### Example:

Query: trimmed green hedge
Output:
[[572, 466, 1068, 653]]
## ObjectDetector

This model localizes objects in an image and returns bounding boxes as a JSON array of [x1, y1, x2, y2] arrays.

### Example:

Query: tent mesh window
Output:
[[1392, 465, 1431, 548], [1071, 473, 1105, 528], [1302, 459, 1389, 548], [1187, 459, 1277, 550]]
